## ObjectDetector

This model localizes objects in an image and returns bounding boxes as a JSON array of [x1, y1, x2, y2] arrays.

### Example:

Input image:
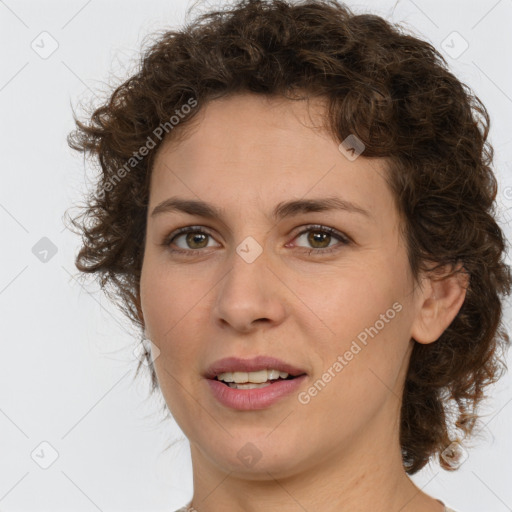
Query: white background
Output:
[[1, 1, 511, 511]]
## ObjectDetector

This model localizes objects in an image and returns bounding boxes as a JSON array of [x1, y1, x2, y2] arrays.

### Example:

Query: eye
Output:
[[161, 224, 351, 256], [291, 224, 350, 255], [163, 226, 219, 255]]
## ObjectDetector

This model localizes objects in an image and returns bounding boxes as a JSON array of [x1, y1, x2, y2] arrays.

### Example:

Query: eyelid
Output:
[[291, 224, 351, 245], [163, 225, 220, 249], [163, 223, 351, 254]]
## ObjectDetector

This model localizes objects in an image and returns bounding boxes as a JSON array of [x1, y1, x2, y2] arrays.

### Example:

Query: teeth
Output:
[[227, 382, 273, 389], [217, 369, 290, 384]]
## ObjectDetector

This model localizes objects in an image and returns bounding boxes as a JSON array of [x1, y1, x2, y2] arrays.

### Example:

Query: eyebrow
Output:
[[150, 196, 372, 221]]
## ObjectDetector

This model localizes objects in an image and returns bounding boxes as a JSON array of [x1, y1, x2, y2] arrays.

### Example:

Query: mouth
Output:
[[214, 369, 303, 389], [204, 356, 308, 410], [204, 356, 307, 390]]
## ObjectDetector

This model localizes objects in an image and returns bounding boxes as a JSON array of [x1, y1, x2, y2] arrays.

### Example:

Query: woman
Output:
[[67, 1, 511, 511]]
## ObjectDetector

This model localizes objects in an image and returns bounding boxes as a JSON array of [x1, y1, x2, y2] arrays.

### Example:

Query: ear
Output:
[[411, 264, 469, 344]]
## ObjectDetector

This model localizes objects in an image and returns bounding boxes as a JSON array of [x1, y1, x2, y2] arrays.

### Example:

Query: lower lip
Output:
[[206, 376, 307, 410]]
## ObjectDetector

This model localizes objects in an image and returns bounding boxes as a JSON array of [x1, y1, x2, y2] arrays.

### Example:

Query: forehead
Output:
[[149, 92, 392, 222], [155, 92, 331, 167]]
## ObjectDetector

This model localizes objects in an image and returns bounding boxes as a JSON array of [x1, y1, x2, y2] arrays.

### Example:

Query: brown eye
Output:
[[182, 231, 209, 249], [162, 224, 350, 257], [164, 227, 219, 253], [293, 225, 350, 255], [306, 230, 332, 249]]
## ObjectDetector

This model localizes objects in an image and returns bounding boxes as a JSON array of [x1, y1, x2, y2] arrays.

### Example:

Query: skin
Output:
[[139, 92, 467, 512]]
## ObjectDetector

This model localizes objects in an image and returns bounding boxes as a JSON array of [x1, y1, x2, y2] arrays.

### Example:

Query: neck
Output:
[[186, 401, 443, 512]]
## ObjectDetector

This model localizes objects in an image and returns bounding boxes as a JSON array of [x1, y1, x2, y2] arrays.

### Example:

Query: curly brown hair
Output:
[[65, 0, 512, 475]]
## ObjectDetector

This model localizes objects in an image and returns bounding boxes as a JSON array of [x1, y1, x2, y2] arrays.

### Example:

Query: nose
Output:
[[212, 244, 287, 333]]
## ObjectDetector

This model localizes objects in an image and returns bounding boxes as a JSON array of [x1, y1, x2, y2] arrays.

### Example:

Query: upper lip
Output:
[[204, 356, 307, 379]]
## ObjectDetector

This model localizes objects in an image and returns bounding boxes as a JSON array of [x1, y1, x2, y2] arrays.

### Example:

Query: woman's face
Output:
[[140, 92, 425, 478]]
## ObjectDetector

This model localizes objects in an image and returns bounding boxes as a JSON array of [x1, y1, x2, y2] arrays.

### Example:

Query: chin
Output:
[[198, 432, 312, 480]]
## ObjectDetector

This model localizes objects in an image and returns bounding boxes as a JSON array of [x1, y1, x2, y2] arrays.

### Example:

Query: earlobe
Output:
[[411, 265, 469, 345]]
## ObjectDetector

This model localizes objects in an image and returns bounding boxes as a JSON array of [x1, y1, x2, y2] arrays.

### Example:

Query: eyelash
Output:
[[161, 224, 351, 257]]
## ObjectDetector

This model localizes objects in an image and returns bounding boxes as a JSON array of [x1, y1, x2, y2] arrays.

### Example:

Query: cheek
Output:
[[299, 261, 403, 341], [295, 257, 413, 390], [297, 305, 412, 438], [140, 262, 204, 421], [140, 257, 198, 339], [140, 259, 209, 379]]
